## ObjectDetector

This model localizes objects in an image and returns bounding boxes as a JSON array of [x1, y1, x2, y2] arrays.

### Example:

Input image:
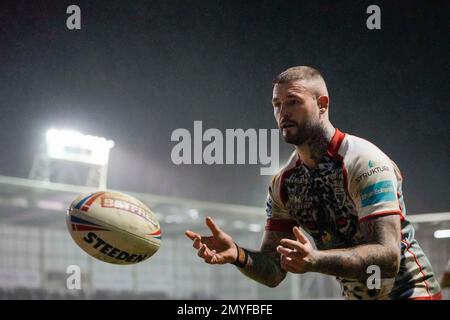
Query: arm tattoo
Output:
[[313, 214, 401, 280], [238, 230, 294, 287]]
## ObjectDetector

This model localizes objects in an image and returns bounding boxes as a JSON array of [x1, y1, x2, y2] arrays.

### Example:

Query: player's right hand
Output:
[[185, 216, 237, 265]]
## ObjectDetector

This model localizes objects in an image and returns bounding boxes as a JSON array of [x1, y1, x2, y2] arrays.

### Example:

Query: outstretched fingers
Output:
[[185, 230, 199, 240], [185, 230, 203, 249], [280, 254, 298, 272], [205, 216, 222, 236], [198, 244, 217, 263], [186, 217, 231, 265], [279, 238, 306, 253], [276, 245, 294, 256], [293, 227, 309, 244]]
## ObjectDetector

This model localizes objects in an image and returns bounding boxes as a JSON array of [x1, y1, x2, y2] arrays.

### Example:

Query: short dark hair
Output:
[[273, 66, 323, 84], [272, 66, 328, 97]]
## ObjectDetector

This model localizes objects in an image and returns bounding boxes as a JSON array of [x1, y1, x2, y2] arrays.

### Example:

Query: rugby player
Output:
[[185, 66, 441, 300]]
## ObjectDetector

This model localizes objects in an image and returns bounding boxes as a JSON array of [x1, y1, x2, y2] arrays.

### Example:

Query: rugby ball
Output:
[[66, 191, 161, 265]]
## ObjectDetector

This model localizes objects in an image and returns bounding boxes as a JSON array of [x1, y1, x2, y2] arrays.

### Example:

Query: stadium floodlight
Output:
[[248, 224, 262, 233], [46, 129, 115, 166], [433, 229, 450, 239]]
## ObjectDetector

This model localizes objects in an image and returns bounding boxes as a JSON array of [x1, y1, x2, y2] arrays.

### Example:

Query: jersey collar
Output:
[[326, 128, 346, 158]]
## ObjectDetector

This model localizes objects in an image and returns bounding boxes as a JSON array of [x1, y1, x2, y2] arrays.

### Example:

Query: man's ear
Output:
[[317, 96, 329, 114]]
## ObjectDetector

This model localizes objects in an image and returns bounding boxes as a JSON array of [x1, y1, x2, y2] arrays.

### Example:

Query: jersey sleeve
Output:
[[347, 150, 402, 223], [265, 173, 298, 232]]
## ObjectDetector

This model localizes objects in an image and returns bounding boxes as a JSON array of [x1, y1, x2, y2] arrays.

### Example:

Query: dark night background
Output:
[[0, 0, 448, 213]]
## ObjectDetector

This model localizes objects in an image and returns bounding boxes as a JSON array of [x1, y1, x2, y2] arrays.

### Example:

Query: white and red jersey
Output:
[[265, 129, 441, 300]]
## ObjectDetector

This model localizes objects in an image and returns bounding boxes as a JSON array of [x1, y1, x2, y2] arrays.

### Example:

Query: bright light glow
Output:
[[37, 200, 65, 211], [248, 224, 262, 233], [434, 229, 450, 239], [46, 129, 114, 165], [164, 215, 183, 224], [231, 221, 246, 230], [187, 209, 199, 219]]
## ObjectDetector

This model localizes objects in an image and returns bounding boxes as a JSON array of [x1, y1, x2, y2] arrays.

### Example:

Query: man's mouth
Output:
[[280, 122, 296, 129]]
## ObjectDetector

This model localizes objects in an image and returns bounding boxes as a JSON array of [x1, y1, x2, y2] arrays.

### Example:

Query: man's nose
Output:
[[279, 103, 290, 118]]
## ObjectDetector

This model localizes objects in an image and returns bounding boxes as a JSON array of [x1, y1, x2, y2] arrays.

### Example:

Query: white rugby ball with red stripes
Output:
[[67, 191, 161, 265]]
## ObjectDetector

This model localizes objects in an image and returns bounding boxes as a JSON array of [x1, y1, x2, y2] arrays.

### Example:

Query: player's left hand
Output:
[[277, 226, 317, 274]]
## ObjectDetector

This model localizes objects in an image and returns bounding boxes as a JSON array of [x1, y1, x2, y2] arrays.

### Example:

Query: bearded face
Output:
[[272, 81, 322, 147]]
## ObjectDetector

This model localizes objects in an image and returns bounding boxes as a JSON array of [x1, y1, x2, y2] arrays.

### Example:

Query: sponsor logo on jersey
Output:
[[355, 161, 390, 183], [360, 180, 396, 207]]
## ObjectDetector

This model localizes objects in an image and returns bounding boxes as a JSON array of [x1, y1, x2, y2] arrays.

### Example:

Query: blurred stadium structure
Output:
[[0, 174, 449, 300]]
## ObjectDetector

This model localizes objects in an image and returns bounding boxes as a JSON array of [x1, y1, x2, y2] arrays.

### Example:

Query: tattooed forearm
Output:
[[239, 250, 285, 287], [238, 230, 294, 287], [313, 243, 399, 280], [312, 215, 401, 280]]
